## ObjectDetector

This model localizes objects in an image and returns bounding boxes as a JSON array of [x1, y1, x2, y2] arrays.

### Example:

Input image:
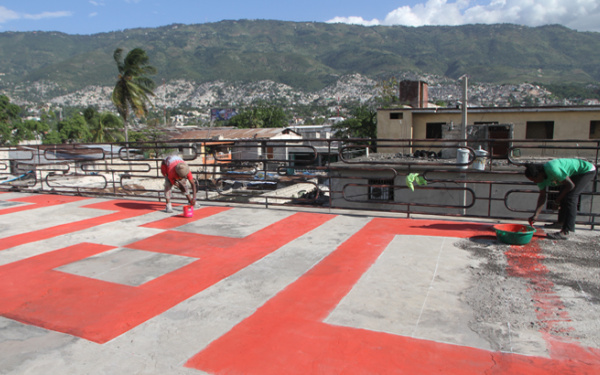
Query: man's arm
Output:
[[190, 178, 197, 205], [554, 177, 575, 206], [177, 176, 197, 205], [529, 188, 547, 224]]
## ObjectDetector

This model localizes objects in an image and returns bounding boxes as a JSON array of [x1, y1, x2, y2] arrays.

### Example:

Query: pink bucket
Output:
[[183, 205, 194, 218]]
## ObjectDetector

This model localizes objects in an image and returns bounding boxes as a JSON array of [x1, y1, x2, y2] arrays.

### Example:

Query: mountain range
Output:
[[0, 20, 599, 107]]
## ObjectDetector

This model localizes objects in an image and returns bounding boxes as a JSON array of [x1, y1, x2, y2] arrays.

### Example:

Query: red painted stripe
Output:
[[1, 194, 89, 215], [506, 239, 600, 365], [0, 242, 115, 319], [0, 211, 334, 343], [186, 218, 600, 374], [142, 206, 232, 230], [0, 199, 162, 251], [3, 194, 598, 373]]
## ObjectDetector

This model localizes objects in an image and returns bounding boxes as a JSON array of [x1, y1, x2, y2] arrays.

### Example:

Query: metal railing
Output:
[[1, 138, 598, 228]]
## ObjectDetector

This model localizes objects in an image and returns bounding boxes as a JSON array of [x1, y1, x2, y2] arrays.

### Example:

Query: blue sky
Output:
[[1, 0, 599, 35]]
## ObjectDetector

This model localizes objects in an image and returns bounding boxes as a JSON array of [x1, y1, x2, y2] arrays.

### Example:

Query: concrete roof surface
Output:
[[0, 192, 599, 375]]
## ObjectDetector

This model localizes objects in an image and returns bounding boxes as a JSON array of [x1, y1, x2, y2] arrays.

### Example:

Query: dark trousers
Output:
[[558, 171, 596, 232]]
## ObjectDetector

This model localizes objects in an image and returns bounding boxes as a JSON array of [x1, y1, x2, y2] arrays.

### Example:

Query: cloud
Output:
[[327, 0, 600, 32], [22, 11, 73, 21], [0, 6, 20, 23], [0, 6, 72, 23], [326, 16, 381, 26], [382, 0, 468, 26]]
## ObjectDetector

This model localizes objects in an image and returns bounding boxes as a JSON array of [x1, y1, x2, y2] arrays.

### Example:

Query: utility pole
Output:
[[460, 75, 468, 146], [460, 75, 469, 215]]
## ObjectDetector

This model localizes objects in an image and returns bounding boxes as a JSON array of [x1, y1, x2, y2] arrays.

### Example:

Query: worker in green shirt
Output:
[[525, 158, 596, 240]]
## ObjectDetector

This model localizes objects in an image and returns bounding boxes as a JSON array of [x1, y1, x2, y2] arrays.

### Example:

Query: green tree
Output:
[[332, 105, 377, 139], [25, 119, 50, 135], [83, 107, 125, 143], [58, 114, 92, 143], [96, 112, 125, 143], [304, 116, 327, 125], [228, 105, 288, 128], [0, 122, 11, 145], [0, 95, 51, 145], [0, 95, 21, 123], [43, 131, 63, 145], [11, 120, 49, 144], [111, 48, 157, 144], [12, 123, 35, 144], [0, 95, 20, 145], [40, 108, 59, 130]]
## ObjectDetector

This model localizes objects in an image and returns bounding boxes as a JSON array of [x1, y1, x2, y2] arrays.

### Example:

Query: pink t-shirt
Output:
[[161, 156, 192, 184]]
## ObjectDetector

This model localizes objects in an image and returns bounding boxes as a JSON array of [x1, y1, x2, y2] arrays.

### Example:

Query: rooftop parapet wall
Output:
[[1, 139, 599, 228]]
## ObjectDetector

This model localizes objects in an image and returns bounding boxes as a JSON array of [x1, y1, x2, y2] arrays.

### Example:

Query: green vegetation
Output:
[[0, 22, 599, 98], [1, 22, 599, 147], [332, 105, 377, 139], [540, 83, 600, 101], [45, 106, 126, 144], [0, 94, 49, 145], [84, 107, 124, 143], [0, 94, 129, 145], [226, 104, 289, 128]]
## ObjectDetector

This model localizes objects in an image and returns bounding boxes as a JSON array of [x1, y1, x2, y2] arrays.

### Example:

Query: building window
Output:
[[526, 121, 554, 139], [426, 122, 444, 139], [390, 112, 403, 120], [368, 179, 394, 201], [590, 121, 600, 139]]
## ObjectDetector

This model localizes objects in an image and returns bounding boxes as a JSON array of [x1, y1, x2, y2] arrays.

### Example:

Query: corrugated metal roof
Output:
[[170, 127, 300, 140]]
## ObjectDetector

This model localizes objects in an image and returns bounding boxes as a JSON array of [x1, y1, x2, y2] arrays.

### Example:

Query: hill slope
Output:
[[0, 20, 599, 100]]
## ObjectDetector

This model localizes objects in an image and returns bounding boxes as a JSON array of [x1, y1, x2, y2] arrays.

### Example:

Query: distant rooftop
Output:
[[169, 127, 300, 141]]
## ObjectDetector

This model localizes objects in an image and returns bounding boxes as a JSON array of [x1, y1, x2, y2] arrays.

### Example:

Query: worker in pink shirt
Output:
[[160, 155, 197, 213]]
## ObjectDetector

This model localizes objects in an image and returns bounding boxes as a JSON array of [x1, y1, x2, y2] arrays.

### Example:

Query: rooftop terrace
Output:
[[0, 191, 599, 374], [1, 137, 599, 373]]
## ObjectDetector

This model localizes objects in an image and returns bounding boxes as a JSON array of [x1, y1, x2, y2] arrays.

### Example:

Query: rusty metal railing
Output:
[[1, 138, 598, 228]]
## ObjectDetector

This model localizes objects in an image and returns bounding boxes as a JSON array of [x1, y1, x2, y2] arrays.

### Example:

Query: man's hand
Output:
[[186, 195, 195, 206], [528, 215, 537, 226]]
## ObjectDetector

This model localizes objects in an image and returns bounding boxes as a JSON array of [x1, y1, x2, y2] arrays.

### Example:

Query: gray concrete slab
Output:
[[0, 209, 167, 266], [0, 200, 25, 210], [1, 202, 371, 374], [326, 235, 502, 351], [56, 248, 198, 286], [177, 207, 295, 237], [0, 198, 107, 237]]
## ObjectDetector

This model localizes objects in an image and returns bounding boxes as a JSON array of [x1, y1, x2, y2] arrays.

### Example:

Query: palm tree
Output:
[[90, 112, 125, 143], [111, 48, 157, 145]]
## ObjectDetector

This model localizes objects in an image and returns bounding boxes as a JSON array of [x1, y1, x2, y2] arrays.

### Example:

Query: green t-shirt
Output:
[[538, 159, 595, 189]]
